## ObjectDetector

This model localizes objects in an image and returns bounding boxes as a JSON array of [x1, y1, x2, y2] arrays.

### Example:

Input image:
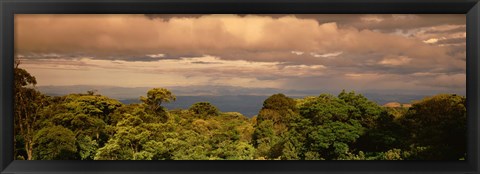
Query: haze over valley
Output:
[[37, 85, 432, 117]]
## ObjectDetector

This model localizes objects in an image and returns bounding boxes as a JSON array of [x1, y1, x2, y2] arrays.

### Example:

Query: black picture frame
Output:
[[1, 0, 479, 174]]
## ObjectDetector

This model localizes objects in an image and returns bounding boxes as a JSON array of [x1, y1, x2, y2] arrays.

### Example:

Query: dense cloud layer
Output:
[[144, 14, 465, 31], [15, 14, 466, 95]]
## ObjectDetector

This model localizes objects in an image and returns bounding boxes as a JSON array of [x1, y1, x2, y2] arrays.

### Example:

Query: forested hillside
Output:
[[14, 66, 466, 160]]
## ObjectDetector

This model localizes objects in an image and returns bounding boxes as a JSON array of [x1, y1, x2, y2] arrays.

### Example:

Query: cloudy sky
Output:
[[15, 14, 466, 95]]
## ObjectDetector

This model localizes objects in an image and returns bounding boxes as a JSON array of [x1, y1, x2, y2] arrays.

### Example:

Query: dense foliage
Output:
[[14, 67, 466, 160]]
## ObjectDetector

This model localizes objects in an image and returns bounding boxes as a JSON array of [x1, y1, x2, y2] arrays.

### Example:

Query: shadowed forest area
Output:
[[14, 66, 466, 160]]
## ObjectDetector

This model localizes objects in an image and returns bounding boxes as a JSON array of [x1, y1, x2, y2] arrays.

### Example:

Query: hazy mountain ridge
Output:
[[120, 95, 268, 117], [37, 85, 333, 98], [37, 85, 434, 100], [37, 85, 433, 117]]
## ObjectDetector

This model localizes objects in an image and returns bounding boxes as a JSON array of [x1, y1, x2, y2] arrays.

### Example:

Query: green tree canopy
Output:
[[140, 88, 176, 122], [401, 94, 466, 160], [33, 125, 77, 160], [253, 93, 298, 159], [338, 90, 405, 153], [294, 94, 365, 160], [189, 102, 219, 117], [140, 88, 176, 112]]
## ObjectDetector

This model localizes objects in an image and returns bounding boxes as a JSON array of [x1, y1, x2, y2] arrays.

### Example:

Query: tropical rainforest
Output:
[[14, 64, 466, 160]]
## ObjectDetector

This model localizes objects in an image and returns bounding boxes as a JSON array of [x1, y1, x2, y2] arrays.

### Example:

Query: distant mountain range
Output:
[[120, 95, 268, 117], [37, 85, 334, 99], [37, 85, 437, 117]]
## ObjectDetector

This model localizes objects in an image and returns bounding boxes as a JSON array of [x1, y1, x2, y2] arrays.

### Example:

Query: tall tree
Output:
[[253, 93, 298, 159], [140, 88, 176, 122], [14, 63, 48, 160]]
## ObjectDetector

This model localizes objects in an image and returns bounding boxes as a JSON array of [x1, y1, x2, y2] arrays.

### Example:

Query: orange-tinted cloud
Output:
[[15, 14, 466, 94]]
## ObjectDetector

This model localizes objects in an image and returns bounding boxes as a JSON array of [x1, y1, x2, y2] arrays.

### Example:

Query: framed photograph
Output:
[[1, 0, 479, 173]]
